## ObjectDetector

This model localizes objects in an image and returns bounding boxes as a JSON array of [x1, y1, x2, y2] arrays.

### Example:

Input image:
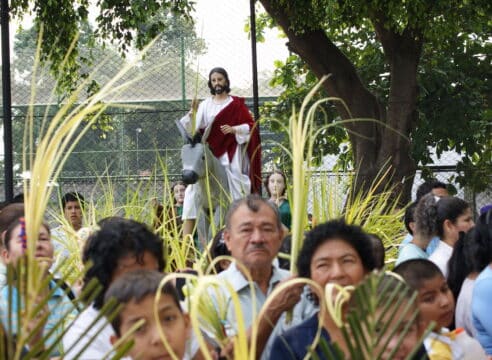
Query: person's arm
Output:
[[219, 123, 250, 144], [253, 277, 304, 359], [180, 99, 204, 133], [473, 277, 492, 337]]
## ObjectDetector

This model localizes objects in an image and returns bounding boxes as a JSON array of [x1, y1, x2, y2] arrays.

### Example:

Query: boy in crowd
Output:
[[105, 270, 190, 360], [394, 259, 487, 359], [51, 192, 85, 262]]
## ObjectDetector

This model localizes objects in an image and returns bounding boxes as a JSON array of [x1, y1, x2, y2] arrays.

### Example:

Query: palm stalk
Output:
[[289, 76, 331, 276], [14, 26, 161, 358]]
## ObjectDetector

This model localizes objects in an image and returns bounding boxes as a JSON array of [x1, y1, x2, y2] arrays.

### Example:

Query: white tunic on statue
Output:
[[180, 96, 251, 219]]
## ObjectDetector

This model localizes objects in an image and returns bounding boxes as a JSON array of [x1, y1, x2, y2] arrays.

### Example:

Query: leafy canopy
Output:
[[258, 0, 491, 191], [10, 0, 196, 93]]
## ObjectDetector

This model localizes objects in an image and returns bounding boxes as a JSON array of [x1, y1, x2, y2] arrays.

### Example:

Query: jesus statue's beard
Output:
[[215, 85, 225, 94]]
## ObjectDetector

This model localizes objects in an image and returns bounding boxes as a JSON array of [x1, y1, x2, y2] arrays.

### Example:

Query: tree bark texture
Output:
[[260, 0, 424, 204]]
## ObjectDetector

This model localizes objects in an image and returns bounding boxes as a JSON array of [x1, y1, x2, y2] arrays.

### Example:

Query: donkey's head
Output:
[[176, 120, 205, 185]]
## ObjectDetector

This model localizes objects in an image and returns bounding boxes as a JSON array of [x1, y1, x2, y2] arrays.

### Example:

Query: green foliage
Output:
[[414, 32, 491, 192], [11, 1, 197, 95], [270, 0, 490, 41], [257, 0, 491, 192], [261, 57, 350, 171]]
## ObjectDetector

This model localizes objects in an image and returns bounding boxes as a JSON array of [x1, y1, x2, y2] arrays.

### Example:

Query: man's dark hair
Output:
[[61, 192, 85, 210], [224, 194, 281, 231], [207, 67, 231, 95], [104, 270, 180, 336], [404, 202, 418, 235], [81, 217, 165, 309], [297, 219, 377, 279], [416, 179, 448, 201], [367, 233, 385, 269], [393, 259, 443, 292]]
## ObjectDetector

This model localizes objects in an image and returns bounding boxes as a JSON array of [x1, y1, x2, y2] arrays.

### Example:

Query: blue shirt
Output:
[[400, 234, 440, 256], [472, 266, 492, 355], [0, 279, 78, 356], [270, 313, 336, 359], [395, 243, 429, 266]]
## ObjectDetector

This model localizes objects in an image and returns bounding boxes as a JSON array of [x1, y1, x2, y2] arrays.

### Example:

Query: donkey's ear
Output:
[[192, 131, 202, 145], [175, 120, 192, 144]]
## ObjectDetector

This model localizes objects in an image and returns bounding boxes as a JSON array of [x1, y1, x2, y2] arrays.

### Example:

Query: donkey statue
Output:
[[175, 120, 231, 243]]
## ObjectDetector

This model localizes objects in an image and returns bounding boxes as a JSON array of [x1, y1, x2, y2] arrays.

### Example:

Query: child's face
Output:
[[113, 294, 190, 360], [417, 275, 454, 330]]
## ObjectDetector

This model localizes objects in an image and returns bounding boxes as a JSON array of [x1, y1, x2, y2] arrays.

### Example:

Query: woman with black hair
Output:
[[270, 219, 377, 359]]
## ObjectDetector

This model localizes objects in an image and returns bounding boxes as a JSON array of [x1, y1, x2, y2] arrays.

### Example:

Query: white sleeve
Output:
[[62, 308, 116, 359], [233, 124, 250, 144]]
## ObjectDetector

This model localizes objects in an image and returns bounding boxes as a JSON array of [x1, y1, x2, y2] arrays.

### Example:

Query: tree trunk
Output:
[[260, 0, 423, 204]]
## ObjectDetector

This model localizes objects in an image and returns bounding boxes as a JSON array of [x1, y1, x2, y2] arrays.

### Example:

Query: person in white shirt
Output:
[[51, 192, 85, 263], [428, 196, 474, 278]]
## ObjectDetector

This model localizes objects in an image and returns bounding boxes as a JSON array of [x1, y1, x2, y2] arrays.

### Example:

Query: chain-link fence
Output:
[[2, 98, 490, 216], [0, 0, 490, 215]]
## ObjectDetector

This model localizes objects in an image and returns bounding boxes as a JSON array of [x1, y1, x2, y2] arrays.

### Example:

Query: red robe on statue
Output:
[[206, 96, 262, 194]]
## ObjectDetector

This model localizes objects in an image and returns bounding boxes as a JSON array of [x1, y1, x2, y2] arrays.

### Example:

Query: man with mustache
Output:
[[206, 195, 304, 358], [179, 67, 262, 239]]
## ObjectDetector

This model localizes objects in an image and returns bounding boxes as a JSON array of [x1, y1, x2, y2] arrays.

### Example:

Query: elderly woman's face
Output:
[[310, 239, 365, 288]]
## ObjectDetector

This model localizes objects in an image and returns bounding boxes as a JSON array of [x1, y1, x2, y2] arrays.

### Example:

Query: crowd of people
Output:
[[0, 179, 490, 359], [0, 67, 490, 360]]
